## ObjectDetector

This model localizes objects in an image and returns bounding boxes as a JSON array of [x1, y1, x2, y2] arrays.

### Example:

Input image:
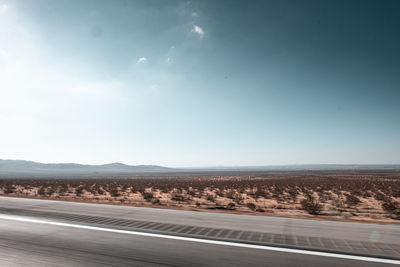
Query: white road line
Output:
[[0, 214, 399, 265]]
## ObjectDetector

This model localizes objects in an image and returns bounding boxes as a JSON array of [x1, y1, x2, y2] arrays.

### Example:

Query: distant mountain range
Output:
[[0, 159, 171, 175], [185, 164, 400, 171], [0, 159, 399, 178]]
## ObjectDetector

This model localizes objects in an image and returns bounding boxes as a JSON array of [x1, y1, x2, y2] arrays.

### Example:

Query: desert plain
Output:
[[1, 171, 399, 223]]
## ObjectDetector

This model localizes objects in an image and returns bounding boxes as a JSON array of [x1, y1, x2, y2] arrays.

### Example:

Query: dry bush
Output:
[[227, 202, 235, 210], [38, 186, 46, 196], [234, 194, 244, 204], [345, 194, 361, 206], [301, 196, 322, 215], [224, 190, 235, 199], [215, 189, 224, 197], [375, 192, 388, 201], [206, 194, 216, 202], [142, 191, 154, 202], [97, 188, 105, 195], [247, 203, 256, 211], [47, 186, 56, 196], [382, 200, 400, 219], [109, 188, 120, 197], [1, 171, 399, 219], [187, 189, 197, 197], [171, 192, 188, 202], [4, 185, 14, 194], [287, 187, 299, 201], [76, 187, 84, 197], [58, 186, 67, 194], [151, 198, 161, 204]]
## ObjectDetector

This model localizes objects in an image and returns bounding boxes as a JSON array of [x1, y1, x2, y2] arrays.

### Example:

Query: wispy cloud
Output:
[[137, 57, 147, 63], [165, 46, 175, 64], [191, 25, 204, 39]]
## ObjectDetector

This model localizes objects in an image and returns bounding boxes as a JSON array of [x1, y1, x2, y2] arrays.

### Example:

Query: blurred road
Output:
[[0, 196, 399, 266]]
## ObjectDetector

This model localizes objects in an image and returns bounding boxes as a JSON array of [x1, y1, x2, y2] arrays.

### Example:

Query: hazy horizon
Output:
[[1, 158, 400, 169], [1, 0, 399, 167]]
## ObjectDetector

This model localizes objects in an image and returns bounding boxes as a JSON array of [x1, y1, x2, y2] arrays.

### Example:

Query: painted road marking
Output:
[[0, 214, 399, 265]]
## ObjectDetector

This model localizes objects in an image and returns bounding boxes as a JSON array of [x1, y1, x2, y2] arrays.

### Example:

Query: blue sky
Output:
[[0, 0, 399, 167]]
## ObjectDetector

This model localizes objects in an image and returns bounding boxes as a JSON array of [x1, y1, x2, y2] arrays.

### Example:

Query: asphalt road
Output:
[[0, 196, 399, 266]]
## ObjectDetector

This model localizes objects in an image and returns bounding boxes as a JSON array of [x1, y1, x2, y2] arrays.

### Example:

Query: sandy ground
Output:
[[2, 185, 399, 224]]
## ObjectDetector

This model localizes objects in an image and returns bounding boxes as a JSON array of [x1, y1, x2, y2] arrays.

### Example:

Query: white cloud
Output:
[[191, 12, 198, 17], [137, 57, 147, 63], [191, 25, 204, 39]]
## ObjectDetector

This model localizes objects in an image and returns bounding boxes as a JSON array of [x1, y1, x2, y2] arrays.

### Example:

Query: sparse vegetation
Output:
[[382, 200, 400, 219], [246, 202, 256, 211], [206, 194, 215, 202], [227, 202, 235, 210], [0, 171, 399, 222], [345, 194, 361, 206], [142, 191, 154, 202], [301, 196, 322, 215]]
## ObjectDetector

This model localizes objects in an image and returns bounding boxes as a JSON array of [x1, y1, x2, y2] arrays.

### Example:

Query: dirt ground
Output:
[[1, 171, 399, 224]]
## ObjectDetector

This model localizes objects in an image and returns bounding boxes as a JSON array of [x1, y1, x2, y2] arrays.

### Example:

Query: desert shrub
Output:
[[76, 187, 84, 197], [234, 194, 244, 204], [287, 187, 299, 201], [362, 191, 372, 198], [171, 192, 187, 202], [375, 192, 388, 201], [303, 190, 313, 199], [392, 188, 400, 198], [37, 187, 46, 196], [47, 186, 56, 195], [122, 184, 130, 192], [318, 194, 326, 202], [58, 186, 67, 194], [161, 187, 170, 194], [97, 188, 105, 195], [188, 189, 197, 197], [4, 185, 14, 194], [206, 194, 215, 202], [382, 200, 400, 218], [345, 194, 361, 206], [247, 203, 256, 211], [254, 189, 267, 199], [0, 172, 398, 217], [151, 198, 161, 204], [142, 191, 154, 202], [109, 188, 120, 197], [301, 196, 322, 215], [224, 190, 235, 199], [215, 189, 224, 197], [332, 197, 344, 209], [227, 202, 235, 210]]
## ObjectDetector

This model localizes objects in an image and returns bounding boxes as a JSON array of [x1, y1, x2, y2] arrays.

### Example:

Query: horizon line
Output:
[[1, 158, 400, 169]]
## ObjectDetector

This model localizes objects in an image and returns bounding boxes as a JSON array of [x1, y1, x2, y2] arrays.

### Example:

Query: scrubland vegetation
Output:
[[1, 172, 399, 222]]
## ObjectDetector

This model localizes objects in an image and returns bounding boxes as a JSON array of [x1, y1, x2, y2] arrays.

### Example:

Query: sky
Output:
[[0, 0, 399, 167]]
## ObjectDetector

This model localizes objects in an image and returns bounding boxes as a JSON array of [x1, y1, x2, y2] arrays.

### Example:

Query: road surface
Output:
[[0, 196, 399, 266]]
